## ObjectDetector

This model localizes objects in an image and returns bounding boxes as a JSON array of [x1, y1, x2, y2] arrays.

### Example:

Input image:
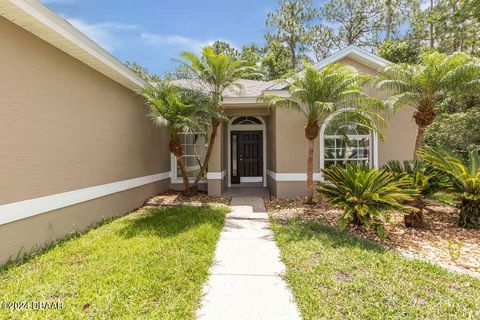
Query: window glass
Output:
[[324, 123, 371, 167], [176, 133, 207, 179]]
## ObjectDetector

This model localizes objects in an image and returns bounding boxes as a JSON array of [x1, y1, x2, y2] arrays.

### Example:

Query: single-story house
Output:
[[0, 0, 416, 264], [170, 50, 417, 197]]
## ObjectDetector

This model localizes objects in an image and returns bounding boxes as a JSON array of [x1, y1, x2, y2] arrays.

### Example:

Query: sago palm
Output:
[[178, 46, 260, 192], [377, 51, 480, 158], [418, 146, 480, 229], [384, 160, 449, 228], [317, 163, 418, 237], [261, 63, 384, 204], [140, 81, 207, 194]]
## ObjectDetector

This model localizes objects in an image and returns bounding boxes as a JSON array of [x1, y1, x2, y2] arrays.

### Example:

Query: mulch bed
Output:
[[264, 196, 480, 276], [149, 190, 231, 206]]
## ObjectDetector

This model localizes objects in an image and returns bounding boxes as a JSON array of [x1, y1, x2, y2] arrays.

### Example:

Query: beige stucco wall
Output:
[[0, 17, 170, 263], [269, 56, 417, 197]]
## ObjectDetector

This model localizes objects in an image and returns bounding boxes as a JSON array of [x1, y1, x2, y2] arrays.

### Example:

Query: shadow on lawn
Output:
[[116, 206, 226, 239], [274, 219, 387, 254]]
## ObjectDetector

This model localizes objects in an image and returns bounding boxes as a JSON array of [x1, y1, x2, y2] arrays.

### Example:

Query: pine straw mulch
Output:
[[149, 190, 231, 206], [264, 196, 480, 277]]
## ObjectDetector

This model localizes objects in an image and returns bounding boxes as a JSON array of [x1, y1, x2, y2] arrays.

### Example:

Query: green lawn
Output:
[[272, 219, 480, 320], [0, 206, 227, 320]]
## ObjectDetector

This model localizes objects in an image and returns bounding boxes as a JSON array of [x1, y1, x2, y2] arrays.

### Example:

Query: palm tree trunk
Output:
[[169, 137, 190, 195], [413, 125, 426, 160], [385, 0, 393, 40], [429, 0, 435, 48], [305, 123, 319, 204], [307, 138, 315, 204], [177, 156, 191, 194], [405, 197, 425, 228], [192, 118, 220, 193]]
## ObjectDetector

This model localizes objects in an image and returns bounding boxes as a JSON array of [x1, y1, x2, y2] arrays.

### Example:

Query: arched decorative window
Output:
[[232, 116, 262, 125], [323, 123, 373, 169]]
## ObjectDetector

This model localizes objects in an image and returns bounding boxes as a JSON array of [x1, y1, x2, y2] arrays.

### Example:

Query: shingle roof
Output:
[[172, 79, 277, 98]]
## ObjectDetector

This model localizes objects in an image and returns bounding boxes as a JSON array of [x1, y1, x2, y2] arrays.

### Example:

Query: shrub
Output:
[[418, 146, 480, 229], [317, 163, 418, 237], [383, 160, 449, 228]]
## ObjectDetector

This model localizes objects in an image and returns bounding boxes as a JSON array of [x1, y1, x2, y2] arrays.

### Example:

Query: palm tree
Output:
[[177, 46, 259, 192], [377, 51, 480, 159], [383, 160, 448, 228], [317, 163, 418, 237], [140, 81, 206, 194], [418, 146, 480, 229], [261, 63, 384, 204]]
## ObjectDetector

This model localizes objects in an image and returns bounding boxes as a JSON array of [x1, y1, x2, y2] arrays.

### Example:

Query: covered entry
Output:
[[228, 116, 267, 187]]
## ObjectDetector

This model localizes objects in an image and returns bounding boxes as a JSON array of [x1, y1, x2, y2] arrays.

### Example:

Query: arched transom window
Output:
[[232, 116, 263, 125], [323, 123, 372, 169]]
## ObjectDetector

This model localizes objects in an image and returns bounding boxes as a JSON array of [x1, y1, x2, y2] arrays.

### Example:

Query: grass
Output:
[[271, 219, 480, 320], [0, 206, 227, 320]]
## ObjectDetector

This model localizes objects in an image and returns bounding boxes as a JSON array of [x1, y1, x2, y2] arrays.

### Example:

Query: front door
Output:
[[231, 131, 263, 184]]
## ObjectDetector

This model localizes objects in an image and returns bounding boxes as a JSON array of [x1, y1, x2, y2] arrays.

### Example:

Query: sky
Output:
[[41, 0, 285, 76]]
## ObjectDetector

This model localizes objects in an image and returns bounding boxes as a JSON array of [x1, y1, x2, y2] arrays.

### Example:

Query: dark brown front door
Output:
[[231, 131, 263, 184]]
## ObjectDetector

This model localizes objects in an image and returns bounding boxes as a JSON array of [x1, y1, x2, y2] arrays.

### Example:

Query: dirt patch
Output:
[[149, 190, 231, 206], [265, 196, 480, 276]]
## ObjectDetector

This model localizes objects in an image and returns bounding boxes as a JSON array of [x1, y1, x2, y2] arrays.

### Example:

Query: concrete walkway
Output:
[[197, 188, 301, 320]]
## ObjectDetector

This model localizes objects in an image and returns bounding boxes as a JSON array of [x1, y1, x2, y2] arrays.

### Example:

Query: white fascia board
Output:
[[313, 45, 391, 70]]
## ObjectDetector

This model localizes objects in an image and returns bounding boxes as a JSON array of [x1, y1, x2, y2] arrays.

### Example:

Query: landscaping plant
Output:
[[377, 51, 480, 158], [141, 81, 207, 194], [383, 160, 449, 228], [262, 63, 383, 204], [418, 146, 480, 229], [177, 46, 260, 193], [317, 163, 418, 237]]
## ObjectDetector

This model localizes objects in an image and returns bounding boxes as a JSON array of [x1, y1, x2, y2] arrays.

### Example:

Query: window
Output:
[[175, 133, 207, 179], [323, 123, 371, 169], [232, 116, 262, 125]]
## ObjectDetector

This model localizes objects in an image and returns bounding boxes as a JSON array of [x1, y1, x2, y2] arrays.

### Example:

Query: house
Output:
[[0, 1, 171, 263], [0, 0, 416, 264], [170, 48, 417, 197]]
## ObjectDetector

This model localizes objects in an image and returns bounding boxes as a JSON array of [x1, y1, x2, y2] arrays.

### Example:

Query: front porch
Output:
[[206, 110, 272, 196]]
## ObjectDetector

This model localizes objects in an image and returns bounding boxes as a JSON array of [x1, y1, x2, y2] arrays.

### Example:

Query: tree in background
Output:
[[424, 108, 480, 160], [212, 40, 240, 58], [261, 41, 294, 80], [378, 40, 421, 63], [126, 61, 162, 83], [265, 0, 318, 70], [384, 0, 419, 40], [261, 63, 383, 204], [408, 0, 480, 53], [320, 0, 384, 48]]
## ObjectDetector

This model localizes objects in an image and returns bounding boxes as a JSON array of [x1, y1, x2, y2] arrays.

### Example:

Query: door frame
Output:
[[227, 116, 267, 187]]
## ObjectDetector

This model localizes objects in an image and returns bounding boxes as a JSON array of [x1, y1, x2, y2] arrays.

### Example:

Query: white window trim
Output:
[[227, 116, 267, 187], [319, 109, 379, 181]]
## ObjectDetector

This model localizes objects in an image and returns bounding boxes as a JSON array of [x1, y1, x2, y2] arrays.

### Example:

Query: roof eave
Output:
[[1, 0, 147, 91]]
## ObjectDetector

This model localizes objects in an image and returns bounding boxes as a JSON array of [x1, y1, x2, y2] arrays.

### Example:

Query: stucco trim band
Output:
[[207, 171, 227, 180], [267, 170, 322, 181], [0, 171, 171, 226]]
